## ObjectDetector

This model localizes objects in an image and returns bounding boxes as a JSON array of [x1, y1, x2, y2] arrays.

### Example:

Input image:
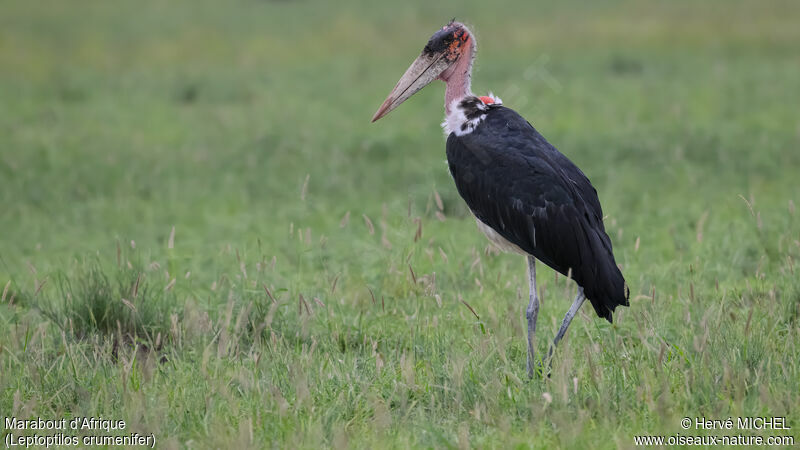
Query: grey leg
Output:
[[525, 256, 539, 378], [546, 287, 586, 361]]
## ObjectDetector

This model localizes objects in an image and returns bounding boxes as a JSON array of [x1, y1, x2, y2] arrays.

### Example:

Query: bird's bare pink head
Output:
[[372, 21, 474, 122]]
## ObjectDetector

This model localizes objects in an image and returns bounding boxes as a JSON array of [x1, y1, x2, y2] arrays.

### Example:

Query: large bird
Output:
[[372, 21, 629, 377]]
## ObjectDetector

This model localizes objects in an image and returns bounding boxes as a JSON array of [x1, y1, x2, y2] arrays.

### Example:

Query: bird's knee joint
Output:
[[525, 305, 539, 320]]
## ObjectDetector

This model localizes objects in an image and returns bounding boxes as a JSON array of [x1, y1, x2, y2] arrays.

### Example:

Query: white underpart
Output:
[[475, 216, 526, 255], [441, 94, 503, 137], [442, 98, 484, 136]]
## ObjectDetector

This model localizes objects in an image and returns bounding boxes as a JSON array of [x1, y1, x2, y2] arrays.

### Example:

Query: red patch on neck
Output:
[[478, 96, 495, 105]]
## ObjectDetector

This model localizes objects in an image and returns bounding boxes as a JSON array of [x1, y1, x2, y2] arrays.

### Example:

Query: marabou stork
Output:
[[371, 21, 630, 377]]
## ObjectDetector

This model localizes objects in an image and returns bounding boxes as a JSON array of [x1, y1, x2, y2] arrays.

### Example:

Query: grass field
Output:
[[2, 0, 800, 448]]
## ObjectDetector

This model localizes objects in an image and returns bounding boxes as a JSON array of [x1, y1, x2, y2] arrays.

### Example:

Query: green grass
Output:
[[2, 0, 800, 448]]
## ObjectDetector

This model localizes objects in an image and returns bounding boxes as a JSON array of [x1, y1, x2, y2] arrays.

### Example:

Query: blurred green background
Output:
[[1, 0, 799, 448], [2, 0, 798, 270]]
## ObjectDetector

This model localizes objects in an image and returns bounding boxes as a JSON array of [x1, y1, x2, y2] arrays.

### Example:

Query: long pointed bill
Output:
[[371, 52, 451, 122]]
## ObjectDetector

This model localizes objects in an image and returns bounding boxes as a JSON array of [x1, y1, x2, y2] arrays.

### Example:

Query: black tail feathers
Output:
[[584, 259, 629, 323]]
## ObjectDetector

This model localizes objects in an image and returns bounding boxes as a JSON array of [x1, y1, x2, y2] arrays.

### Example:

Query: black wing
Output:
[[446, 105, 628, 321]]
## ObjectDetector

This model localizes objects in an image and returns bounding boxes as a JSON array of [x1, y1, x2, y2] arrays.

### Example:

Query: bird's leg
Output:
[[546, 287, 586, 363], [525, 256, 540, 378]]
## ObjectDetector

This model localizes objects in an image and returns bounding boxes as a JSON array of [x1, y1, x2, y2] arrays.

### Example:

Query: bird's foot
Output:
[[526, 357, 551, 380]]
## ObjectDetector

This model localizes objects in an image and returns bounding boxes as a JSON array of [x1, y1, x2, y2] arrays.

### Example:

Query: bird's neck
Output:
[[442, 38, 476, 115]]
